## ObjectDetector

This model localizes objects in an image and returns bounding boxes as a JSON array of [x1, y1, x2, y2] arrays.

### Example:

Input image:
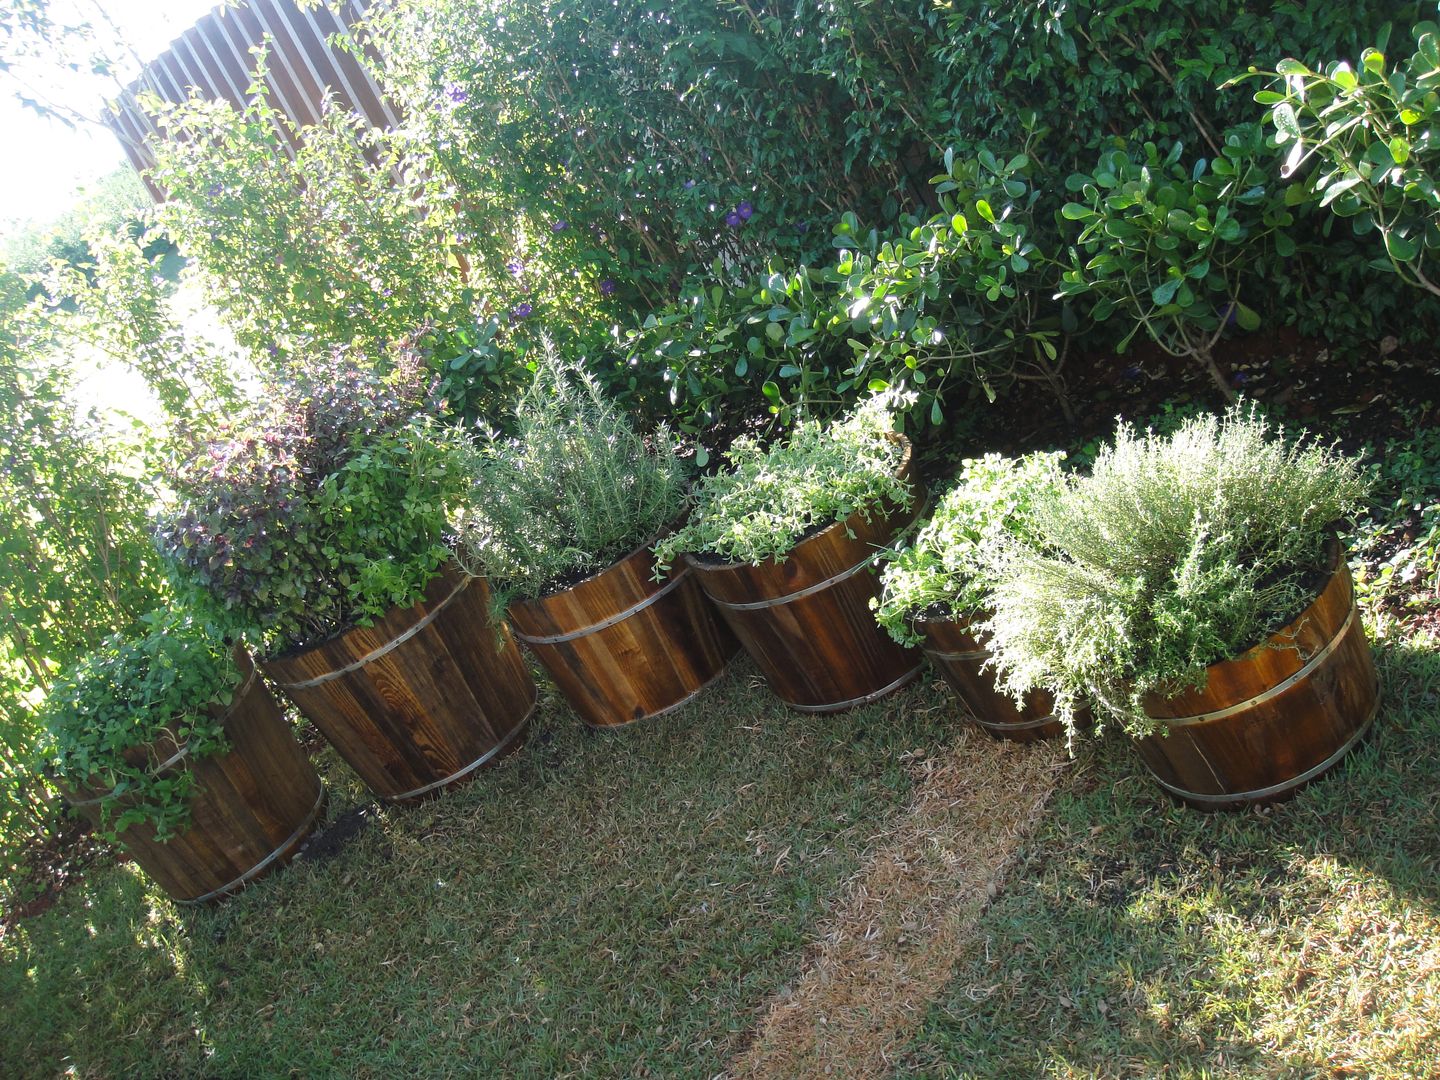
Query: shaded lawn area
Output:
[[0, 661, 961, 1078], [898, 622, 1440, 1079]]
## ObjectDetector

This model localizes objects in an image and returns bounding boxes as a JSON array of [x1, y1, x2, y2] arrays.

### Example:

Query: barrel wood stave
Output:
[[916, 614, 1064, 743], [263, 566, 536, 802], [508, 542, 738, 728], [1135, 541, 1380, 809], [64, 652, 324, 903]]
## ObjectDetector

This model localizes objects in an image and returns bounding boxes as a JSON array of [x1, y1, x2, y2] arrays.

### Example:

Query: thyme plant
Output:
[[984, 406, 1369, 738], [874, 452, 1065, 648], [452, 354, 689, 617], [652, 396, 913, 570]]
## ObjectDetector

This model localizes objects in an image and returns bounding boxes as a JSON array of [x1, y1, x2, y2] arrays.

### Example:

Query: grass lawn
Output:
[[0, 661, 961, 1078], [897, 620, 1440, 1079]]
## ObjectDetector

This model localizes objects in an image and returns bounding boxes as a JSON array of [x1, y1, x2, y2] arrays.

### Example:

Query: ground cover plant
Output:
[[874, 451, 1066, 647], [0, 663, 963, 1076], [452, 352, 688, 619], [652, 396, 912, 570], [984, 406, 1371, 735], [35, 615, 238, 842]]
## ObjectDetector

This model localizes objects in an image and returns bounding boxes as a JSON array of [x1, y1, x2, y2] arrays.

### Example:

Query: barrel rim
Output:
[[1142, 535, 1348, 721], [64, 664, 263, 808], [682, 434, 915, 576]]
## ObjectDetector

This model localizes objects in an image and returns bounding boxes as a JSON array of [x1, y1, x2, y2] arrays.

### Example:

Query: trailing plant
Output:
[[1058, 128, 1295, 400], [452, 351, 689, 618], [36, 614, 239, 842], [984, 406, 1370, 738], [874, 452, 1066, 648], [1248, 20, 1440, 297], [652, 395, 913, 570], [153, 346, 471, 657]]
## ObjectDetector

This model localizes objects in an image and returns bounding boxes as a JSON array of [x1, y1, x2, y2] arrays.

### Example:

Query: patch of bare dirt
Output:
[[728, 724, 1069, 1079]]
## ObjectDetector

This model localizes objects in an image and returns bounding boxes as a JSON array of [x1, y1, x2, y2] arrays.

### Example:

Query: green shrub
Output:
[[874, 452, 1065, 647], [652, 396, 913, 570], [1057, 128, 1295, 399], [36, 614, 238, 842], [453, 353, 689, 617], [1248, 20, 1440, 298], [153, 346, 471, 656], [984, 406, 1370, 738]]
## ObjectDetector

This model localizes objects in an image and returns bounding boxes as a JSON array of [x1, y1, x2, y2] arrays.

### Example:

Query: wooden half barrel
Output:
[[685, 442, 925, 712], [64, 651, 325, 904], [508, 541, 739, 729], [1135, 541, 1380, 810], [915, 613, 1064, 743], [262, 566, 537, 802]]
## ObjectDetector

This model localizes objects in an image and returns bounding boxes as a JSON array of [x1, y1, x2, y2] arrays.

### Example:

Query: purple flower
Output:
[[599, 278, 617, 297], [724, 210, 743, 228], [794, 221, 810, 234], [737, 201, 754, 221], [684, 179, 696, 190], [551, 220, 568, 233], [511, 302, 533, 320], [1232, 371, 1249, 387], [206, 182, 223, 197], [445, 85, 468, 103], [506, 259, 525, 277]]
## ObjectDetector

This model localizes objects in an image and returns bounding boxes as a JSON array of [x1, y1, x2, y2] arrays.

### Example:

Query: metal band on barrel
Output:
[[1148, 697, 1380, 805], [784, 663, 924, 713], [382, 690, 538, 802], [975, 712, 1059, 733], [67, 666, 262, 807], [179, 782, 326, 905], [1151, 606, 1357, 727], [513, 569, 691, 646], [274, 576, 473, 691]]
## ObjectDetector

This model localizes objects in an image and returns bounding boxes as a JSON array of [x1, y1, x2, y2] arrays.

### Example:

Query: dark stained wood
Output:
[[262, 565, 536, 802], [64, 650, 324, 904], [1135, 539, 1380, 809], [685, 439, 925, 712], [508, 541, 739, 729], [916, 614, 1064, 743]]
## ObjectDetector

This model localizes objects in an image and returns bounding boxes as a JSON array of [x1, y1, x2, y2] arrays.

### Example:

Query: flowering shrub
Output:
[[153, 347, 471, 656]]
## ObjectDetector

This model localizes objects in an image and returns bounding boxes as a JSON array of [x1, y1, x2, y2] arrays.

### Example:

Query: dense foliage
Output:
[[984, 407, 1370, 737], [874, 452, 1065, 648], [153, 347, 470, 656], [1250, 20, 1440, 297], [36, 616, 238, 841], [0, 272, 168, 886], [453, 353, 688, 617], [652, 397, 912, 570]]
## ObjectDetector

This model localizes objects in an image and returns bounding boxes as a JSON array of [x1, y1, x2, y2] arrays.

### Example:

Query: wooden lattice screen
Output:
[[106, 0, 397, 201]]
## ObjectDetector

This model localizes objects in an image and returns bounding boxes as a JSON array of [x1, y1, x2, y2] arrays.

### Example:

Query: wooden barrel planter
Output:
[[63, 651, 325, 904], [262, 565, 537, 803], [1135, 539, 1380, 810], [915, 614, 1064, 743], [686, 442, 926, 713], [508, 541, 739, 729]]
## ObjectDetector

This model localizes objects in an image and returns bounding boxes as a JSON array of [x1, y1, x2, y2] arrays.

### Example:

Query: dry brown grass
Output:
[[729, 722, 1068, 1079]]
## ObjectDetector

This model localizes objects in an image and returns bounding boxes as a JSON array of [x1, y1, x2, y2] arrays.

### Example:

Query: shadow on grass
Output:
[[898, 631, 1440, 1079], [2, 658, 967, 1078]]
